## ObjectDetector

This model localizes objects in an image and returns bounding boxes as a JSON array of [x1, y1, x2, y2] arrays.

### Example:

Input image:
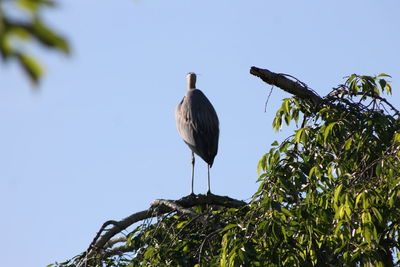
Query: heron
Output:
[[176, 73, 219, 195]]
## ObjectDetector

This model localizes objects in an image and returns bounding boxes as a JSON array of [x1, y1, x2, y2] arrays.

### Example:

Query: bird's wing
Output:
[[176, 96, 197, 147], [176, 90, 219, 166]]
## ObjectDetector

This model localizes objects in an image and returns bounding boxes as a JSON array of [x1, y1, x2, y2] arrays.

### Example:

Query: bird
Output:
[[176, 73, 219, 195]]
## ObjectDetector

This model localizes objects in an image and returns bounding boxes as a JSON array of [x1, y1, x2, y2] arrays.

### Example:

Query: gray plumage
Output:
[[176, 73, 219, 194]]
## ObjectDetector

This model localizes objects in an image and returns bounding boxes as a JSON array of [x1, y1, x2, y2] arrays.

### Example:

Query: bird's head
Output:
[[186, 72, 197, 90]]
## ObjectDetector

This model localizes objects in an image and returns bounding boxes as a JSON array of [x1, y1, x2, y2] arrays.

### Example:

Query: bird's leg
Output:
[[207, 164, 212, 195], [191, 152, 195, 195]]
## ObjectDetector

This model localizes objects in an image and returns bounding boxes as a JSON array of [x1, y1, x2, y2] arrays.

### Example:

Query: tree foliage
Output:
[[54, 72, 400, 266], [0, 0, 69, 84], [253, 73, 399, 266]]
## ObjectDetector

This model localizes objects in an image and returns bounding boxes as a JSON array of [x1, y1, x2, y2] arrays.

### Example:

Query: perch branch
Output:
[[80, 194, 247, 264]]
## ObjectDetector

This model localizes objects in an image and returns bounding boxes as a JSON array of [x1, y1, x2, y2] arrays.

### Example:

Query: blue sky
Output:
[[1, 0, 399, 266]]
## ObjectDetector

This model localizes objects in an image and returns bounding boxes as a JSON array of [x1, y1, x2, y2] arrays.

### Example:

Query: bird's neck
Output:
[[187, 76, 196, 90]]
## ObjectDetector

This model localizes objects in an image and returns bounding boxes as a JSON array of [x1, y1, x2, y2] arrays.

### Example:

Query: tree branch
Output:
[[250, 66, 322, 107], [79, 194, 247, 265], [104, 236, 127, 249]]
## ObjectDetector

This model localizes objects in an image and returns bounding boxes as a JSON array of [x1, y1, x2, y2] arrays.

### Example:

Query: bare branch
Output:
[[250, 66, 322, 107]]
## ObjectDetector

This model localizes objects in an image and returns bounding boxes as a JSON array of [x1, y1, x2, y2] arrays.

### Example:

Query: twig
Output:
[[264, 85, 274, 112], [198, 228, 223, 266]]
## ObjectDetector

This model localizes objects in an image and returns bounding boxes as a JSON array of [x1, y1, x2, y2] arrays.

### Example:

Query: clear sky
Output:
[[1, 0, 399, 266]]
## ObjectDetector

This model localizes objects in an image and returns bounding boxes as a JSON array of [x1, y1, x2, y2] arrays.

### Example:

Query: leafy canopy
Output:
[[254, 73, 399, 266]]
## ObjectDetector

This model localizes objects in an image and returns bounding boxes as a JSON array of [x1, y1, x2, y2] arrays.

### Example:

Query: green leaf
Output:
[[17, 0, 56, 11], [281, 207, 293, 218], [0, 35, 14, 58], [17, 0, 39, 12], [31, 19, 70, 54], [176, 220, 187, 229], [375, 161, 382, 177], [292, 108, 299, 123], [361, 212, 372, 224], [346, 74, 357, 84], [334, 221, 343, 236], [379, 79, 387, 92], [323, 122, 337, 143], [309, 166, 316, 178], [220, 233, 229, 267], [333, 184, 343, 208], [283, 99, 290, 115], [223, 224, 238, 232], [363, 225, 371, 243], [355, 191, 364, 207], [362, 195, 370, 209], [385, 82, 392, 94], [144, 246, 156, 259], [17, 53, 44, 85], [294, 128, 304, 144], [272, 116, 282, 131], [338, 205, 346, 219], [344, 138, 353, 151], [257, 154, 267, 175], [377, 73, 391, 78], [393, 132, 400, 143], [389, 191, 396, 208], [344, 204, 351, 218], [8, 25, 31, 40], [284, 113, 291, 126], [371, 207, 383, 223]]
